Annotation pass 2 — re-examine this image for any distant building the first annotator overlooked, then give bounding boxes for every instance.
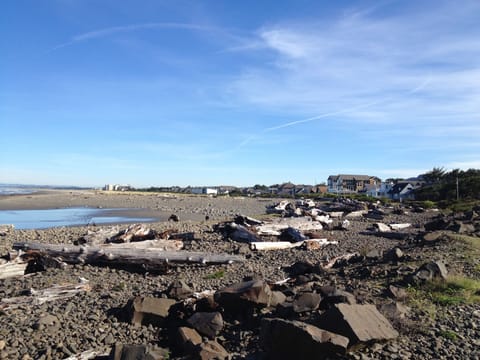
[327,174,381,194]
[191,187,218,195]
[104,184,131,191]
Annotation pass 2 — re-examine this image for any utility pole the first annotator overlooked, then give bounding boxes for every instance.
[456,176,460,201]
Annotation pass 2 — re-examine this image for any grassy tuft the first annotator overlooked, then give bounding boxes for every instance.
[409,276,480,308]
[203,270,225,280]
[438,330,458,341]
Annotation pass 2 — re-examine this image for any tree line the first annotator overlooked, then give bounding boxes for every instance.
[415,167,480,201]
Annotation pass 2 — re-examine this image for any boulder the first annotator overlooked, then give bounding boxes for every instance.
[411,261,448,283]
[286,261,316,276]
[167,280,194,300]
[387,285,407,300]
[316,304,399,346]
[127,296,176,327]
[384,247,404,262]
[424,218,449,231]
[270,291,287,307]
[109,344,169,360]
[319,288,356,309]
[448,221,476,234]
[422,231,449,244]
[214,280,273,309]
[293,292,321,313]
[176,327,202,354]
[379,302,410,320]
[187,312,223,339]
[197,340,230,360]
[261,318,349,359]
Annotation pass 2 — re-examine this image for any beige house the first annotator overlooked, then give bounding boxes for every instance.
[327,174,381,194]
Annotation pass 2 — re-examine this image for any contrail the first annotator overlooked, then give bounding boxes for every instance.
[238,76,431,148]
[48,22,223,53]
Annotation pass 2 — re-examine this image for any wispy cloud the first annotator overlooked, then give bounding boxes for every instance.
[51,22,227,51]
[230,1,480,153]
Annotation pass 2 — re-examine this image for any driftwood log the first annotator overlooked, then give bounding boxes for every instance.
[0,256,28,279]
[1,280,91,310]
[13,242,244,270]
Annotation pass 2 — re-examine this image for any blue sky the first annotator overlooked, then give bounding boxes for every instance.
[1,0,479,187]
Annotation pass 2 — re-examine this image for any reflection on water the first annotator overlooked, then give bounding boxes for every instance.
[0,207,156,229]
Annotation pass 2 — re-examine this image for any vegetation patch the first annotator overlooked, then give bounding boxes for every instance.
[438,330,458,341]
[408,276,480,308]
[203,270,225,280]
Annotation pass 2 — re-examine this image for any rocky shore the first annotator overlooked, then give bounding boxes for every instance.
[0,191,479,359]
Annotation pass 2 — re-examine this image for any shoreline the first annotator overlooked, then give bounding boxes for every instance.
[0,189,273,223]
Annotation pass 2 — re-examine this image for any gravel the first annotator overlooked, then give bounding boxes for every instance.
[0,193,479,359]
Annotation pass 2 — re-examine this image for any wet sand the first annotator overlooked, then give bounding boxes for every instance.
[0,189,273,222]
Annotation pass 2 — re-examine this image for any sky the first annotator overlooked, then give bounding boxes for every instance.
[1,0,480,188]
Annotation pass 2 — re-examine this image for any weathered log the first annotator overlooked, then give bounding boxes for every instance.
[255,217,323,236]
[13,242,244,269]
[0,256,28,279]
[390,223,412,231]
[250,241,304,251]
[250,238,338,251]
[323,253,359,269]
[100,239,183,251]
[1,280,91,310]
[63,349,109,360]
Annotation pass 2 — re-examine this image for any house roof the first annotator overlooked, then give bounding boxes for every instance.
[389,183,413,194]
[329,174,373,181]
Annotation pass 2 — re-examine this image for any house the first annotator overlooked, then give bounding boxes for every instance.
[388,180,425,201]
[364,183,381,197]
[327,175,381,194]
[389,183,415,201]
[191,187,218,195]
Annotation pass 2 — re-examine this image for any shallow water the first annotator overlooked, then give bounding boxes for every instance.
[0,207,156,229]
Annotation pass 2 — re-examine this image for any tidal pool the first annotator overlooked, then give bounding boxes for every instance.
[0,207,157,229]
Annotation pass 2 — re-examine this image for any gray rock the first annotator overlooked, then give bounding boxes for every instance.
[317,304,399,346]
[187,312,223,339]
[293,292,321,313]
[261,318,349,359]
[387,285,407,301]
[384,247,404,262]
[176,327,202,354]
[214,280,273,309]
[197,340,230,360]
[379,302,410,320]
[167,279,194,300]
[412,261,448,283]
[127,296,176,327]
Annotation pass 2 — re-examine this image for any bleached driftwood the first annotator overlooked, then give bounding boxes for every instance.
[13,242,244,268]
[345,210,368,218]
[63,350,109,360]
[250,241,305,251]
[101,239,183,251]
[1,279,91,310]
[374,223,392,232]
[323,253,359,269]
[304,238,338,250]
[390,223,412,230]
[255,217,323,236]
[250,238,338,251]
[327,211,344,218]
[0,252,28,279]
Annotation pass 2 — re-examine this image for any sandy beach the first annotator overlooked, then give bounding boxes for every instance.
[0,189,272,222]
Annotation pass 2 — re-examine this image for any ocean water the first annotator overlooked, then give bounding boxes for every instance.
[0,184,38,195]
[0,207,156,230]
